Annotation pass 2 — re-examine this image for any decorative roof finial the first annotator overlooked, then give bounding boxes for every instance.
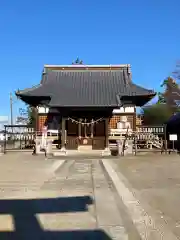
[72,57,83,65]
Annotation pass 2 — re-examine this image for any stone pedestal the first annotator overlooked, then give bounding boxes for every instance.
[124,140,133,156]
[116,140,122,153]
[102,147,111,156]
[46,140,53,155]
[53,147,67,156]
[0,145,3,156]
[60,146,67,153]
[35,139,42,154]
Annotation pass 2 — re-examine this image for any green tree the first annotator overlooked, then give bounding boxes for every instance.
[158,77,178,108]
[157,92,166,104]
[17,105,36,127]
[27,106,36,127]
[143,104,173,125]
[144,77,179,125]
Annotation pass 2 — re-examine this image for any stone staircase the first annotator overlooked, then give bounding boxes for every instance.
[151,138,163,149]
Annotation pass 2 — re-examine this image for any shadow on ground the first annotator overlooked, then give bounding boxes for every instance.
[0,196,111,239]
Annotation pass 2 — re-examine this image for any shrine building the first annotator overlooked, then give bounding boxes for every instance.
[16,64,155,152]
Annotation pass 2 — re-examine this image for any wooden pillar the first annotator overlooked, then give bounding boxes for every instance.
[34,107,40,155]
[105,118,109,149]
[91,119,94,138]
[78,119,81,138]
[84,119,87,138]
[34,107,38,133]
[133,107,136,131]
[61,117,66,149]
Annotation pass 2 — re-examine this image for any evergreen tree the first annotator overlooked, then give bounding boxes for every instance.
[158,77,179,109]
[143,77,180,125]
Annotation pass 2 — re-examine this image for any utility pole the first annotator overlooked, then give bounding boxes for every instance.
[10,92,13,125]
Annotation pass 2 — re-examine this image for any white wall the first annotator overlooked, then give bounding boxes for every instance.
[112,106,135,114]
[37,107,49,114]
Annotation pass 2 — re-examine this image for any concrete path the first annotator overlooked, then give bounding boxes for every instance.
[39,158,130,239]
[0,153,177,239]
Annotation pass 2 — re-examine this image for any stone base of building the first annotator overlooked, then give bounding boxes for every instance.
[52,149,109,157]
[78,145,92,151]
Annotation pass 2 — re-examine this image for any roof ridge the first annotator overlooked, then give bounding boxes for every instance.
[44,64,130,68]
[43,64,131,74]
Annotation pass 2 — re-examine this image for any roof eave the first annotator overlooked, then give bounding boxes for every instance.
[120,93,156,107]
[15,84,42,96]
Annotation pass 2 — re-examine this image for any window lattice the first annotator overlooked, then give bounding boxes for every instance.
[109,115,134,130]
[109,116,121,129]
[38,115,47,131]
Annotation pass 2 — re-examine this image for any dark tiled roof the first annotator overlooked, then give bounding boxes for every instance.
[17,70,155,107]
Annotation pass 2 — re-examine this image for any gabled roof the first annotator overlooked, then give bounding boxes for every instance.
[16,67,155,107]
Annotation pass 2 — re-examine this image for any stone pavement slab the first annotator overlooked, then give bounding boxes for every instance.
[92,160,128,239]
[0,153,64,197]
[107,155,180,239]
[0,154,132,239]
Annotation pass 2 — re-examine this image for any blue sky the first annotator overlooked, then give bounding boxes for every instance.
[0,0,180,121]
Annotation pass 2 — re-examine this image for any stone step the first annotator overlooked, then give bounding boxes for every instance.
[78,145,92,151]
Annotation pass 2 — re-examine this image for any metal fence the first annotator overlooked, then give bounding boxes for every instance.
[2,124,172,155]
[109,125,168,155]
[4,125,35,153]
[136,125,165,135]
[134,125,167,153]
